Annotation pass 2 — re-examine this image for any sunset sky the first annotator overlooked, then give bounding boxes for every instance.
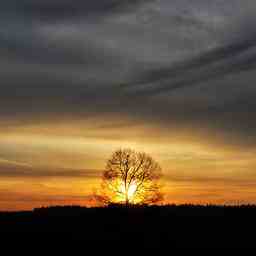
[1,0,256,210]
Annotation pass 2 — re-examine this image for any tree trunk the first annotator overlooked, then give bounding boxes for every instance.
[125,193,129,206]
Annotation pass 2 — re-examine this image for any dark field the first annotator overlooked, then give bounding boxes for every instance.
[1,205,256,251]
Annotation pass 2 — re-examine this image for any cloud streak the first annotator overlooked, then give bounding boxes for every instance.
[0,159,100,178]
[123,33,256,95]
[1,0,151,21]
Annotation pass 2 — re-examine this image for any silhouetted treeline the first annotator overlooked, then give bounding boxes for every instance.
[1,205,256,252]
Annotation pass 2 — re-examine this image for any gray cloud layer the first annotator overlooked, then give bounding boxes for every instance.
[1,0,256,146]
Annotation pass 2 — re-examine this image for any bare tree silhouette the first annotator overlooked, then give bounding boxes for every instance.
[95,148,163,206]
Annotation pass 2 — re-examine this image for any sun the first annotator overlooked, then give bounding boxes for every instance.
[127,182,137,200]
[120,181,137,201]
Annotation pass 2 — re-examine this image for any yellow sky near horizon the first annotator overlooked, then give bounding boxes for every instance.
[1,119,256,211]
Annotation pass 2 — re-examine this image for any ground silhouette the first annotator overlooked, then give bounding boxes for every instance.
[1,204,256,252]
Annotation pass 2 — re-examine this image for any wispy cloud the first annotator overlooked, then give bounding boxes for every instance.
[0,159,100,178]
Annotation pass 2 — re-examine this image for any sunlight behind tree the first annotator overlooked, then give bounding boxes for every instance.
[95,148,163,205]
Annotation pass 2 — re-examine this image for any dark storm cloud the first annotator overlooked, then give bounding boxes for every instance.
[0,32,114,66]
[1,0,150,21]
[1,0,256,146]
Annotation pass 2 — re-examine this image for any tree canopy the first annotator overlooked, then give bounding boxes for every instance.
[95,148,163,205]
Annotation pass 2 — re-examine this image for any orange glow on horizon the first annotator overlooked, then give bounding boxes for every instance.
[0,119,256,211]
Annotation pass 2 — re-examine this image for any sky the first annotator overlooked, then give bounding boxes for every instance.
[1,0,256,210]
